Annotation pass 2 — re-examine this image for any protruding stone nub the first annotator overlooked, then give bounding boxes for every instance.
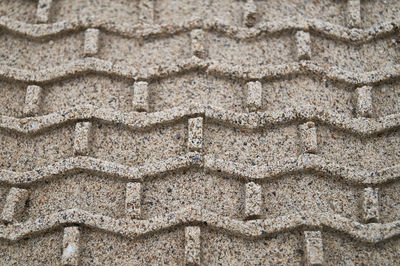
[188,117,203,151]
[1,187,30,223]
[354,86,373,118]
[62,226,81,266]
[304,231,324,266]
[299,122,317,154]
[139,0,155,23]
[185,226,201,265]
[246,81,262,112]
[23,85,43,117]
[84,28,100,56]
[245,182,262,219]
[36,0,52,23]
[295,31,311,61]
[125,182,141,218]
[362,187,379,223]
[73,122,92,156]
[347,0,361,28]
[244,0,257,27]
[132,81,149,112]
[191,29,208,59]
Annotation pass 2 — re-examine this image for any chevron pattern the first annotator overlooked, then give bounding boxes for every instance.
[0,0,400,265]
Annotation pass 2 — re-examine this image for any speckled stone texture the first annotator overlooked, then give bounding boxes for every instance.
[0,0,400,265]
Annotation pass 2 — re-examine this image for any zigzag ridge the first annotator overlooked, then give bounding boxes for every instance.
[1,152,399,186]
[205,154,400,185]
[2,103,400,135]
[0,58,398,85]
[0,104,203,134]
[0,153,201,185]
[0,15,398,43]
[1,205,399,243]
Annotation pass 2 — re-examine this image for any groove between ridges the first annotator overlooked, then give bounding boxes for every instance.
[2,104,400,135]
[0,16,399,43]
[1,152,399,186]
[1,205,399,243]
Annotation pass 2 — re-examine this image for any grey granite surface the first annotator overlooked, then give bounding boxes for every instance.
[0,0,400,265]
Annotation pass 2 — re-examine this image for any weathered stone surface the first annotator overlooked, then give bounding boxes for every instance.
[0,0,399,265]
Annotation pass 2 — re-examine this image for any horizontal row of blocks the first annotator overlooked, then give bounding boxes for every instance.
[35,0,363,29]
[78,27,328,63]
[244,181,380,224]
[81,27,312,61]
[20,102,376,157]
[37,4,361,63]
[0,180,380,225]
[0,222,344,265]
[72,119,203,156]
[57,225,202,266]
[188,227,326,266]
[20,82,374,118]
[0,184,145,223]
[71,107,368,158]
[20,81,151,117]
[57,225,327,265]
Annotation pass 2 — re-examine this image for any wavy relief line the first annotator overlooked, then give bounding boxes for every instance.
[1,206,399,243]
[205,154,400,185]
[0,104,204,134]
[0,15,399,43]
[1,151,399,186]
[0,57,206,83]
[0,58,398,85]
[1,104,400,135]
[0,153,201,185]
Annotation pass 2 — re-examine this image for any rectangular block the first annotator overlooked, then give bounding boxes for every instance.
[185,226,201,265]
[1,187,30,223]
[245,182,262,219]
[188,117,203,151]
[132,81,149,112]
[73,122,92,156]
[125,182,141,218]
[62,226,81,266]
[295,31,311,61]
[84,28,100,56]
[36,0,52,23]
[347,0,361,28]
[304,231,324,266]
[139,0,154,23]
[363,187,379,223]
[191,29,207,59]
[298,122,317,154]
[23,85,43,117]
[246,81,262,112]
[354,86,373,117]
[244,0,257,27]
